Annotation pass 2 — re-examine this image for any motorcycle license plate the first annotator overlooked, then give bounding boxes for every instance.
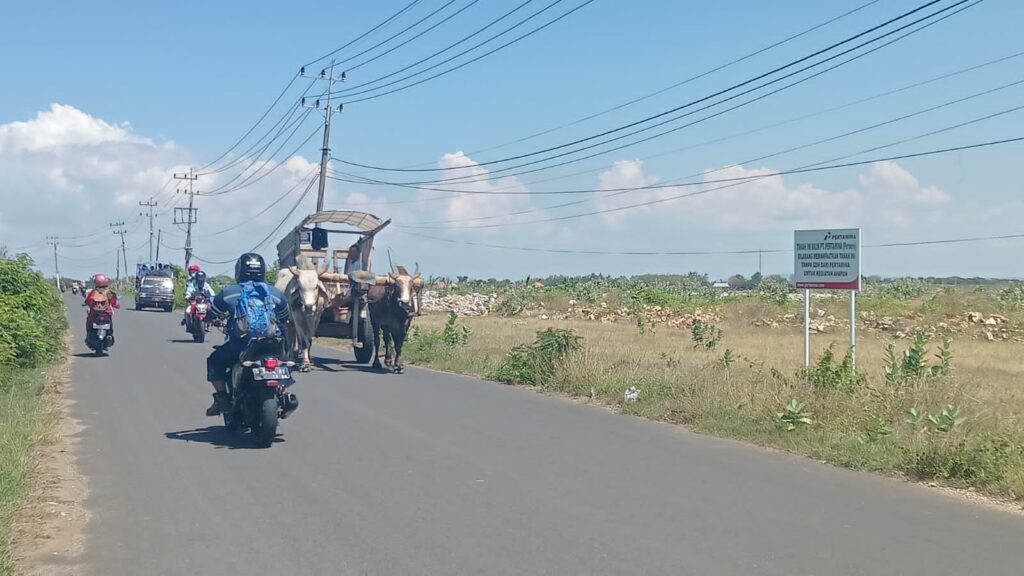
[92,324,111,330]
[252,366,291,381]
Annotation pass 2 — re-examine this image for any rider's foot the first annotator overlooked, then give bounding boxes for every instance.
[205,392,230,416]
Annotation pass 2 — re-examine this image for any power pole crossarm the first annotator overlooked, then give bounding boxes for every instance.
[139,197,158,263]
[301,61,345,214]
[173,169,200,269]
[45,236,60,289]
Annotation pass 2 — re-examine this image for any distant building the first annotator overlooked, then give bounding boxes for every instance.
[712,282,729,289]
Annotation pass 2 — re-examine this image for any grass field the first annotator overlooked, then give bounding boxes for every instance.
[0,367,57,574]
[395,293,1024,501]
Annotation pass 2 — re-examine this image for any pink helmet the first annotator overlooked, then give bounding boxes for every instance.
[92,273,110,288]
[188,264,201,273]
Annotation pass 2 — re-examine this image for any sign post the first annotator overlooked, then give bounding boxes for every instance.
[794,228,861,369]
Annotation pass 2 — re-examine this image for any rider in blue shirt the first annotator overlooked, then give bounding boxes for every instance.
[204,253,289,416]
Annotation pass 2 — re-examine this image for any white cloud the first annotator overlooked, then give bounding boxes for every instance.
[435,151,533,227]
[0,103,318,278]
[0,104,149,153]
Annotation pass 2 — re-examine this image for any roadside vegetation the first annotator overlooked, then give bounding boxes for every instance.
[0,250,68,573]
[399,273,1024,501]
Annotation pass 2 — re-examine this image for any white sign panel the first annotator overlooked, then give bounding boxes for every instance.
[793,228,861,290]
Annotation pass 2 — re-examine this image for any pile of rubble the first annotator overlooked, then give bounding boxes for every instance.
[754,308,1021,342]
[537,301,721,329]
[419,291,495,317]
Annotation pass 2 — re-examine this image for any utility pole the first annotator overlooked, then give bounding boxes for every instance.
[173,169,199,268]
[758,248,763,277]
[300,61,345,213]
[110,222,127,284]
[155,229,162,262]
[139,197,158,263]
[45,236,60,290]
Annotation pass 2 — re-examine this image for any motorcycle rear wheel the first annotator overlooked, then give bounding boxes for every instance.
[254,397,278,448]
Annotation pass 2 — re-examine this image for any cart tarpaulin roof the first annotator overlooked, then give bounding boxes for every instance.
[297,210,386,232]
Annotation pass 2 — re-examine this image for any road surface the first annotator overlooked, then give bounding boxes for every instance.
[59,295,1024,575]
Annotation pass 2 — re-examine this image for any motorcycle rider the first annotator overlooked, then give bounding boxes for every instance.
[204,253,290,417]
[83,273,120,336]
[183,269,216,329]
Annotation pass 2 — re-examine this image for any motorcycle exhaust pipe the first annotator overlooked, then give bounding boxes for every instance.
[280,393,299,419]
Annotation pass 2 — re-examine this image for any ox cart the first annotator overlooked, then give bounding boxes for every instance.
[276,210,391,364]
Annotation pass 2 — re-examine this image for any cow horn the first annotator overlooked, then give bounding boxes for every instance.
[396,265,409,276]
[389,272,398,280]
[288,266,299,277]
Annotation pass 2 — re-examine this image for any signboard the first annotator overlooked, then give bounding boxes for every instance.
[793,228,861,290]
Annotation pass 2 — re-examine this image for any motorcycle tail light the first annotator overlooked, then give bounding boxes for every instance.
[264,358,279,370]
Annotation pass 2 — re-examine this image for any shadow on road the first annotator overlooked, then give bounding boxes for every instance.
[169,339,204,344]
[164,427,284,449]
[312,356,386,374]
[72,352,106,359]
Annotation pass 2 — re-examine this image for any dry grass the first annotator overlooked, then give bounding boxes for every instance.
[400,309,1024,500]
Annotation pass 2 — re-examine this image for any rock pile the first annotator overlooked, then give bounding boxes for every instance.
[419,291,495,316]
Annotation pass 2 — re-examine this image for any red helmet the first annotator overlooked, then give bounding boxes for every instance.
[188,264,201,272]
[92,274,110,288]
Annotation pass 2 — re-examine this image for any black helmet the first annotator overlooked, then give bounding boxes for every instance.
[234,253,266,283]
[194,270,208,287]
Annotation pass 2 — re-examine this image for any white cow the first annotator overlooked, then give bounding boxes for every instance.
[275,258,330,372]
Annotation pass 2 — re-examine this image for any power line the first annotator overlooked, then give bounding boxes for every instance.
[399,229,1024,256]
[195,170,320,238]
[396,133,1024,230]
[344,0,485,74]
[197,73,301,173]
[338,0,600,105]
[337,0,962,174]
[326,0,539,97]
[192,175,318,265]
[302,0,425,69]
[203,116,322,197]
[371,0,888,167]
[333,0,464,69]
[369,0,981,187]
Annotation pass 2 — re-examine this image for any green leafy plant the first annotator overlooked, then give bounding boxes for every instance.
[859,414,894,443]
[719,348,736,368]
[930,336,952,377]
[441,311,472,346]
[800,345,865,393]
[0,253,68,368]
[777,400,813,431]
[905,407,926,427]
[927,404,965,433]
[492,328,583,386]
[757,275,792,306]
[884,330,952,384]
[691,320,723,350]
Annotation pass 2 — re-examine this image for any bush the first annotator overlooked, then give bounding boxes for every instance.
[691,321,722,350]
[404,313,471,362]
[800,345,865,393]
[758,275,792,306]
[903,434,1020,486]
[492,328,582,386]
[0,254,67,368]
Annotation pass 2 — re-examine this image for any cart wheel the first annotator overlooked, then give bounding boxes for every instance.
[353,315,374,364]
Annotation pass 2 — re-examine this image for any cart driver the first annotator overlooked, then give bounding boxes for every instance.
[344,243,363,274]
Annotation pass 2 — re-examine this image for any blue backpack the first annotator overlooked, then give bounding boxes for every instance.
[229,281,279,340]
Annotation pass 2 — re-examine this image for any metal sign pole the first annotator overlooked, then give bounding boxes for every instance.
[849,290,857,369]
[803,289,811,369]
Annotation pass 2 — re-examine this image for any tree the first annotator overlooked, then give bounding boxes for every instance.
[728,274,747,290]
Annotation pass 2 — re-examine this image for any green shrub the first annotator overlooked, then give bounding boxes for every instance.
[0,254,67,368]
[758,275,792,305]
[903,434,1020,486]
[800,345,865,393]
[691,321,723,350]
[492,328,582,386]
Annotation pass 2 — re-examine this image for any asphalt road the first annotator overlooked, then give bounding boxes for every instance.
[62,295,1024,575]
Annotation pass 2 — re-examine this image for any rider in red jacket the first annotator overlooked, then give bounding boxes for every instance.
[84,273,120,331]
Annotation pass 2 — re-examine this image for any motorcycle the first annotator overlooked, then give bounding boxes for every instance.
[222,336,299,447]
[85,308,114,356]
[185,294,211,343]
[71,284,79,295]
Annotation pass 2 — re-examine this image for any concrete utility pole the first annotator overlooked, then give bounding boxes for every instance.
[155,229,162,262]
[300,60,345,213]
[110,222,127,284]
[139,197,158,262]
[45,236,60,289]
[173,169,199,268]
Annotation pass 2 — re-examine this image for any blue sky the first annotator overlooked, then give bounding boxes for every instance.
[1,0,1022,281]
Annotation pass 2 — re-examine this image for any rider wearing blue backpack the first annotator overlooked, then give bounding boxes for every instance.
[205,253,290,417]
